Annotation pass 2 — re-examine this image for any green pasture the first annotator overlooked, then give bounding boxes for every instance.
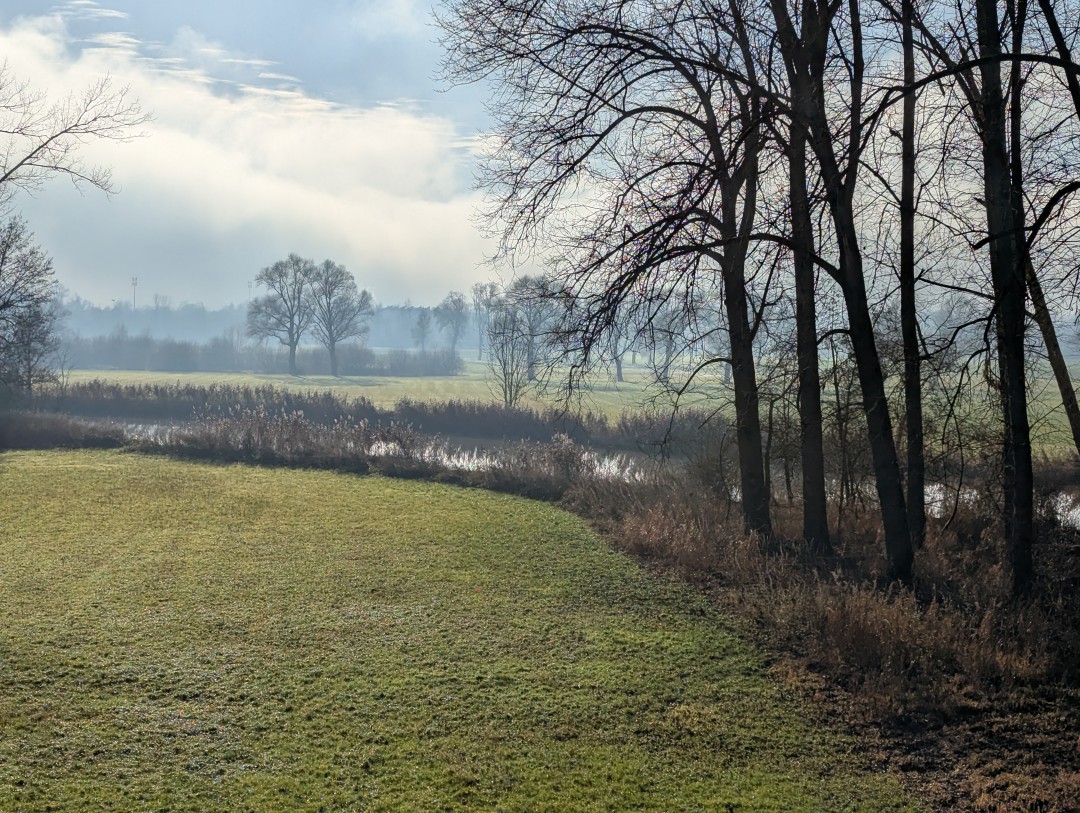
[65,365,660,417]
[66,366,501,409]
[0,450,914,811]
[64,363,727,420]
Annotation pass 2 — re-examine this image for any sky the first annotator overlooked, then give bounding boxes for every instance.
[0,1,499,307]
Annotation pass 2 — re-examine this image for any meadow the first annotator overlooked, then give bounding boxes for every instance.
[64,363,719,421]
[0,450,915,811]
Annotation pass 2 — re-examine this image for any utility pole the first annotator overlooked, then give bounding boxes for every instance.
[131,276,138,310]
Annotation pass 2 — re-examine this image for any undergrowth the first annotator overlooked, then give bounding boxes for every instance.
[8,380,720,450]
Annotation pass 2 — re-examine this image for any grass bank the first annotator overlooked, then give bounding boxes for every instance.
[0,450,913,811]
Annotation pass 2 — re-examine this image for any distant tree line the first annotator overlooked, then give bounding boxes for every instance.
[62,295,248,342]
[64,328,463,377]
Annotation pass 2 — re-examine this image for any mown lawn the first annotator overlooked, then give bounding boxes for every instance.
[0,450,915,811]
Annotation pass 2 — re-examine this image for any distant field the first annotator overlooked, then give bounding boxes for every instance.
[0,450,914,811]
[64,363,715,419]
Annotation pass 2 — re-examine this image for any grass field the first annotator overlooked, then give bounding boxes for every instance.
[64,364,718,420]
[0,450,915,811]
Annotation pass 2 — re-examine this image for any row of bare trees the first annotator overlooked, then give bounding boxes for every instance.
[412,292,472,353]
[441,0,1080,595]
[247,254,374,376]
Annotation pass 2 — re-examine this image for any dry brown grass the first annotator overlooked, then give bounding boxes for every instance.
[564,472,1080,811]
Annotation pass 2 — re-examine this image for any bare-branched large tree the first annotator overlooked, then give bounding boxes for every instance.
[0,217,59,393]
[306,260,373,376]
[247,254,315,376]
[444,0,1080,594]
[0,63,149,209]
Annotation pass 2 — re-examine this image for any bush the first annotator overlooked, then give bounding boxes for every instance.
[0,411,125,450]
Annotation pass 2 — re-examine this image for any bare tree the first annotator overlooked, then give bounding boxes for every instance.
[306,260,373,376]
[247,254,314,376]
[974,0,1034,595]
[1,299,64,392]
[604,307,639,383]
[896,0,926,551]
[412,309,433,352]
[436,291,470,355]
[768,0,915,581]
[506,276,558,382]
[0,217,53,318]
[0,63,148,209]
[440,0,795,538]
[471,281,498,360]
[0,217,59,393]
[487,297,532,407]
[884,0,1063,593]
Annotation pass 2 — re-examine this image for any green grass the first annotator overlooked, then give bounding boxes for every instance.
[0,451,915,811]
[64,364,702,420]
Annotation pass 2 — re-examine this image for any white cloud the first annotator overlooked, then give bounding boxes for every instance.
[0,11,492,307]
[257,71,301,84]
[220,57,277,68]
[58,1,128,22]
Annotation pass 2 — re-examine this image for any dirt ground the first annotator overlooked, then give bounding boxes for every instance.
[778,660,1080,812]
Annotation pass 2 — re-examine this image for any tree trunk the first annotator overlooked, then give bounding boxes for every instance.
[790,123,831,554]
[764,398,775,506]
[1010,0,1080,457]
[329,341,338,376]
[724,261,772,536]
[901,0,926,549]
[1027,263,1080,455]
[614,353,624,382]
[771,0,911,580]
[288,343,298,376]
[978,0,1034,595]
[842,253,914,584]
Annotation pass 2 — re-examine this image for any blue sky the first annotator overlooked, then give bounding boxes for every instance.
[0,1,497,307]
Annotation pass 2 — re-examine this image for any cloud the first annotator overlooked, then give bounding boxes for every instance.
[0,11,493,307]
[220,57,277,68]
[58,1,128,22]
[81,30,141,56]
[257,71,301,84]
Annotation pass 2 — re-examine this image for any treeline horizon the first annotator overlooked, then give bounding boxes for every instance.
[62,329,464,377]
[59,293,488,352]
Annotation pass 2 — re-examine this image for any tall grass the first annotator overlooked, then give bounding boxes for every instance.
[12,379,724,450]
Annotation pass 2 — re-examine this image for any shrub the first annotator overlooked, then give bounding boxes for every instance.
[0,411,125,450]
